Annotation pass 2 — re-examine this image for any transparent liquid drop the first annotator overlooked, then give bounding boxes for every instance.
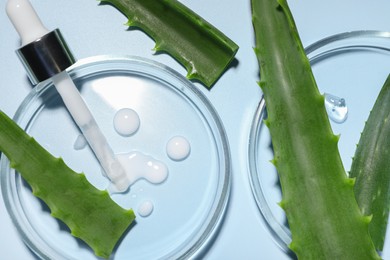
[73,134,87,150]
[324,93,348,123]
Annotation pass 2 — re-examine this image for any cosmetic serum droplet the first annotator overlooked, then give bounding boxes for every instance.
[113,108,140,136]
[324,93,348,123]
[116,151,169,186]
[138,200,154,217]
[166,136,191,161]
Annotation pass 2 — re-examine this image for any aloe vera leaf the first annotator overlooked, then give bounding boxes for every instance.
[251,0,379,258]
[0,110,135,258]
[350,74,390,251]
[100,0,239,88]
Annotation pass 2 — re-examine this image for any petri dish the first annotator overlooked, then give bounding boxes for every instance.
[248,31,390,255]
[1,55,231,259]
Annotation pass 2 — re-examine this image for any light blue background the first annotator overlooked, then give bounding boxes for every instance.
[0,0,389,259]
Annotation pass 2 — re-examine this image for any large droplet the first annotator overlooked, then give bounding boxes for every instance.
[324,93,348,123]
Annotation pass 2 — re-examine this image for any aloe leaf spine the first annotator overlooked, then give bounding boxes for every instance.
[350,74,390,251]
[0,110,135,258]
[251,0,379,258]
[100,0,239,88]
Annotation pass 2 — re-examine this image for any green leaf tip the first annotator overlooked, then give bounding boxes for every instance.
[269,158,278,166]
[344,177,356,188]
[0,110,135,258]
[100,0,239,88]
[332,133,341,143]
[277,200,287,210]
[363,215,374,225]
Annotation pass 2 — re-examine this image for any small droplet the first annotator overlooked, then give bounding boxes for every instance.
[113,108,140,136]
[324,93,348,124]
[166,136,191,161]
[73,134,87,150]
[138,200,154,217]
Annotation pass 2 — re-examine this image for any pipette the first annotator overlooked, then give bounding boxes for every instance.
[6,0,129,193]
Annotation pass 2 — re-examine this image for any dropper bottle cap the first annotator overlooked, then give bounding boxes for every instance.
[7,0,75,85]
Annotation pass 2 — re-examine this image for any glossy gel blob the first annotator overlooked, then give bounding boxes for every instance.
[117,151,169,186]
[166,136,191,161]
[324,93,348,123]
[113,108,140,136]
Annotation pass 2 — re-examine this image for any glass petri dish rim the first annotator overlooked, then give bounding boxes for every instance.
[1,55,232,259]
[248,30,390,253]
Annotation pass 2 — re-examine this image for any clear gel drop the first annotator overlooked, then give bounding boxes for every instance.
[73,134,87,150]
[324,93,348,124]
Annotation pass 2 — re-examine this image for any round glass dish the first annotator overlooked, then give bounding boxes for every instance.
[248,31,390,255]
[1,55,231,259]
